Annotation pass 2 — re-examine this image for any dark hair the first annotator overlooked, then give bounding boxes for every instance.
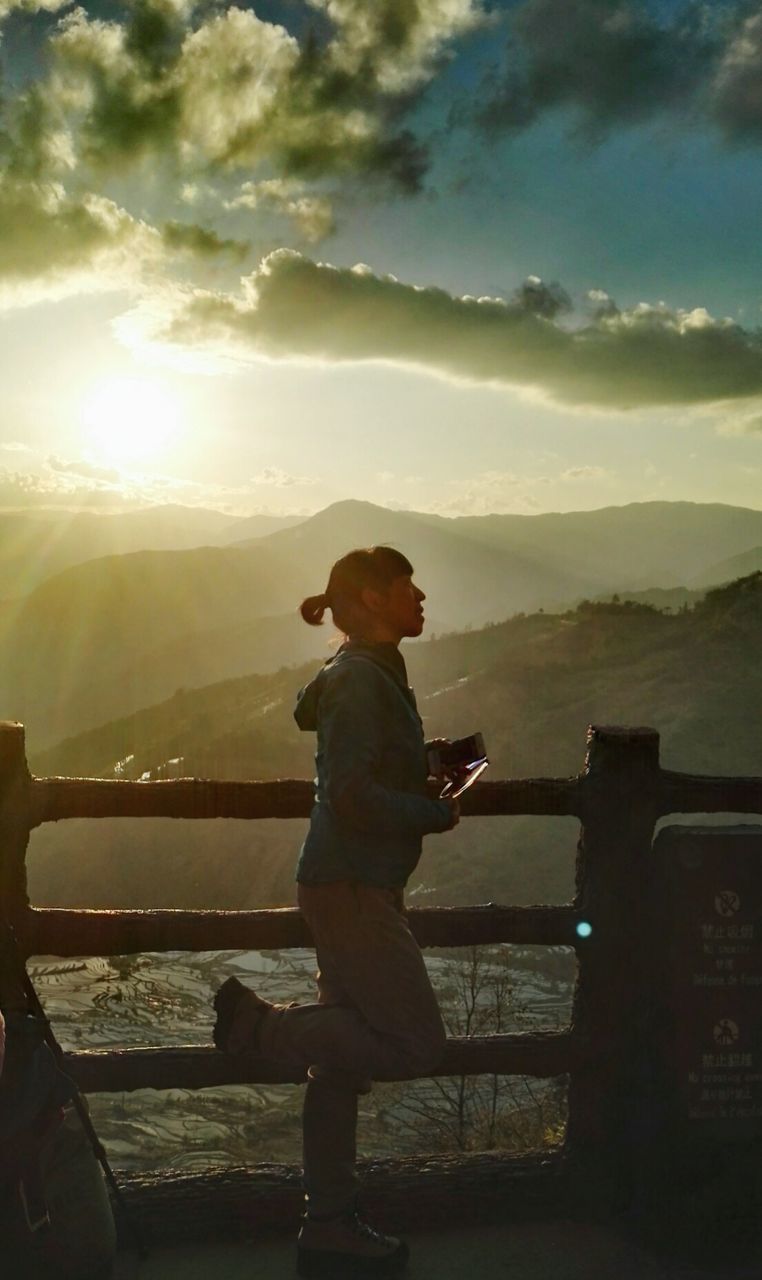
[300,546,414,632]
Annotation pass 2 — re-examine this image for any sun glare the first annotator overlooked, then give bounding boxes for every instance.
[82,377,182,463]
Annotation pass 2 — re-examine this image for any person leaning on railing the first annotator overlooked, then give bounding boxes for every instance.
[212,545,459,1278]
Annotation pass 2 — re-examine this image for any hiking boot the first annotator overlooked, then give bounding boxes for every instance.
[296,1209,409,1277]
[212,976,273,1053]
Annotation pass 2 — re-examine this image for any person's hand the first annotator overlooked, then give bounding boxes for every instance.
[444,797,460,829]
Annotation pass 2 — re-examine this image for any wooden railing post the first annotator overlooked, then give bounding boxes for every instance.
[565,724,661,1209]
[0,721,32,926]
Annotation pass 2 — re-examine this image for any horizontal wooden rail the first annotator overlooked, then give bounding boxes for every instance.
[30,775,584,826]
[63,1031,579,1093]
[24,903,580,957]
[30,770,762,830]
[116,1151,568,1245]
[30,778,315,825]
[658,770,762,815]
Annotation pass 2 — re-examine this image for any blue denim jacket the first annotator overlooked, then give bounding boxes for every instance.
[294,641,452,888]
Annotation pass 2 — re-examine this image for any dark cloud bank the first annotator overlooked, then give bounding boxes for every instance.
[144,249,762,411]
[477,0,762,143]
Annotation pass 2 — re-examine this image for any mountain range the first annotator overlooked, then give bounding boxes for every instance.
[0,505,302,601]
[6,497,762,753]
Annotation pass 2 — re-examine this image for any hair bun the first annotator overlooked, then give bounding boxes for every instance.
[299,592,328,626]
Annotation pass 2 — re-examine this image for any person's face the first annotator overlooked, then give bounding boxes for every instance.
[360,574,426,642]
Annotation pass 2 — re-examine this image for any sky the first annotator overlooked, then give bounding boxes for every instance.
[3,0,762,518]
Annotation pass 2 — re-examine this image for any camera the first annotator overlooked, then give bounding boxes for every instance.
[427,733,488,798]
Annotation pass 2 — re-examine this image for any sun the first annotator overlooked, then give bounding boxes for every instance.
[82,377,182,463]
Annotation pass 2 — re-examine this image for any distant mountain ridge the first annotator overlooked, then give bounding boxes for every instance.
[421,500,762,586]
[0,504,304,600]
[6,497,762,752]
[248,499,598,623]
[0,542,314,748]
[247,498,762,600]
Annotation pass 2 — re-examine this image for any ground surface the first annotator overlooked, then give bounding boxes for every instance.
[112,1221,760,1280]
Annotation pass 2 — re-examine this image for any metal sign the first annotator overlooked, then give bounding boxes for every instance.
[651,825,762,1137]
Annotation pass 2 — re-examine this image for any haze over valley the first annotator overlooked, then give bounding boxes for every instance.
[5,497,762,752]
[12,497,761,919]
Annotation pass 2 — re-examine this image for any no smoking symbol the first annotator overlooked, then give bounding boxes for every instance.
[714,1019,740,1046]
[715,890,741,918]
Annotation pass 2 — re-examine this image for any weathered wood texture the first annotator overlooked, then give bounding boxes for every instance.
[0,721,32,921]
[64,1031,577,1093]
[30,775,584,825]
[659,770,762,814]
[114,1150,567,1246]
[23,903,580,957]
[567,725,662,1210]
[30,768,762,830]
[30,777,315,825]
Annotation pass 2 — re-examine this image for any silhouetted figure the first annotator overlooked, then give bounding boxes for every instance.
[213,546,459,1276]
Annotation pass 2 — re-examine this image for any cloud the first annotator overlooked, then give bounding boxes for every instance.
[121,249,762,411]
[305,0,486,95]
[0,0,71,15]
[0,463,125,507]
[0,455,319,513]
[430,470,533,517]
[513,274,571,319]
[225,180,335,244]
[0,51,167,305]
[37,0,484,189]
[430,461,611,515]
[161,220,249,260]
[250,465,318,487]
[559,465,609,481]
[473,0,751,142]
[711,12,762,143]
[475,0,715,137]
[715,401,762,436]
[0,177,163,307]
[0,0,483,307]
[47,454,122,483]
[587,288,620,321]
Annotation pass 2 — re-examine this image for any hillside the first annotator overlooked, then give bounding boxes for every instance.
[0,543,313,748]
[691,544,762,588]
[8,497,762,753]
[28,574,762,916]
[437,501,762,588]
[240,499,762,615]
[0,505,241,600]
[591,586,704,611]
[0,505,308,602]
[247,499,599,624]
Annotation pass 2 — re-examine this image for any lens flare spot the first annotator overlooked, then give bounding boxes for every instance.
[576,921,593,939]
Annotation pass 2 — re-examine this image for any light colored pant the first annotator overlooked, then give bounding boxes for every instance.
[257,881,447,1217]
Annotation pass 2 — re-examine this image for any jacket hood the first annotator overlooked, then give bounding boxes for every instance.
[294,641,409,732]
[293,663,330,732]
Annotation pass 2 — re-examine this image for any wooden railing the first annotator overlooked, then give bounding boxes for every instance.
[2,720,762,1240]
